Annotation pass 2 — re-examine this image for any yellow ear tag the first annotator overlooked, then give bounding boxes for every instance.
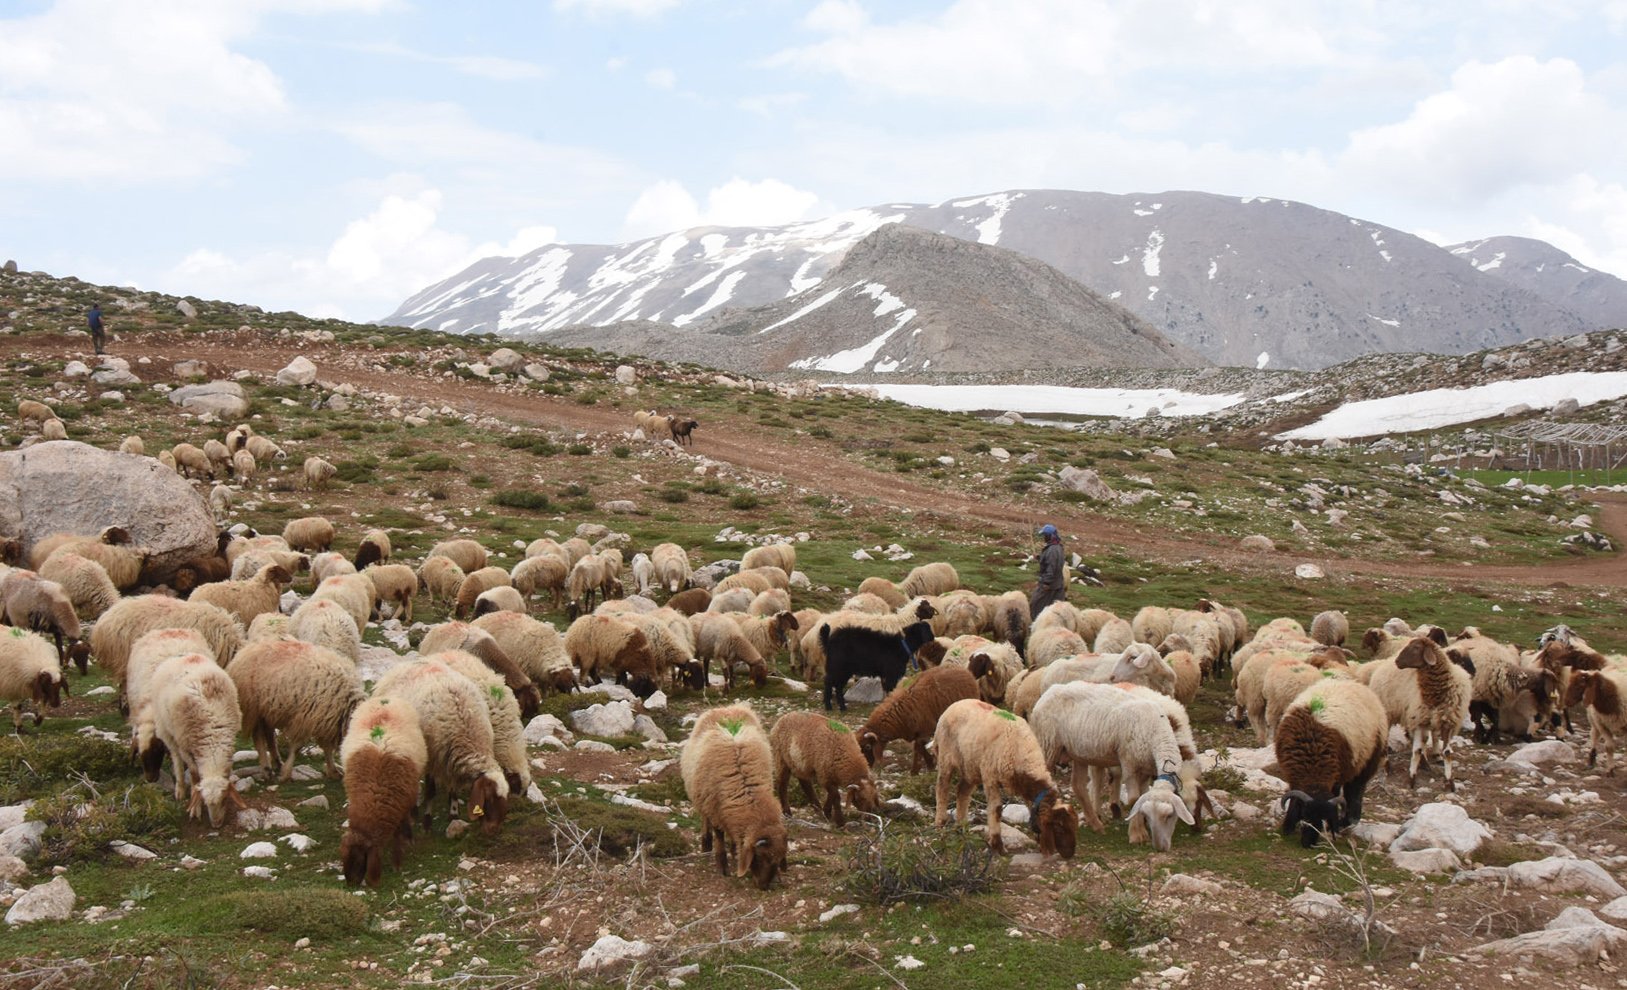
[471,805,484,817]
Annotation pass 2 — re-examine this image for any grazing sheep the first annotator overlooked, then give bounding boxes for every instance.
[1462,633,1533,741]
[0,570,88,670]
[38,551,119,622]
[1093,617,1135,655]
[728,610,799,666]
[1132,606,1174,647]
[746,588,792,618]
[416,622,543,721]
[310,551,356,584]
[0,628,67,732]
[1275,679,1388,847]
[203,439,232,476]
[511,554,567,610]
[1237,646,1347,742]
[1170,608,1226,677]
[1161,647,1202,706]
[820,606,936,712]
[374,659,509,834]
[224,426,251,452]
[188,563,292,628]
[471,611,577,696]
[1026,626,1087,668]
[30,528,144,590]
[244,435,285,463]
[364,563,418,623]
[90,594,244,691]
[520,538,562,563]
[859,665,980,772]
[841,592,892,615]
[231,449,256,483]
[473,586,526,617]
[287,598,361,664]
[650,543,691,595]
[691,612,769,690]
[452,566,512,620]
[172,442,213,479]
[715,570,771,597]
[741,543,796,574]
[665,587,711,615]
[246,612,290,641]
[418,556,465,606]
[226,639,364,781]
[938,635,1023,705]
[150,653,246,828]
[856,576,907,610]
[769,711,880,826]
[563,613,662,698]
[157,450,178,472]
[311,572,377,632]
[17,399,56,427]
[899,562,958,599]
[623,608,702,691]
[429,539,488,574]
[707,587,756,614]
[230,548,308,582]
[987,590,1031,660]
[564,554,612,618]
[208,483,233,522]
[787,608,824,679]
[1565,669,1627,772]
[340,697,427,887]
[1311,610,1350,647]
[282,516,336,553]
[428,650,532,795]
[1031,600,1087,638]
[933,699,1077,858]
[937,591,990,638]
[1366,636,1473,790]
[1262,655,1353,744]
[40,419,66,441]
[680,704,787,889]
[126,629,215,776]
[303,456,337,490]
[1009,644,1177,718]
[353,529,392,570]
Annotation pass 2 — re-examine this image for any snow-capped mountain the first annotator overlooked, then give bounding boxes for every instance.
[1447,236,1627,335]
[388,189,1611,371]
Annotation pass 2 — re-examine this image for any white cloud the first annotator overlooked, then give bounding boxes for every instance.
[737,92,808,117]
[350,42,548,81]
[621,177,821,238]
[645,67,678,90]
[553,0,680,16]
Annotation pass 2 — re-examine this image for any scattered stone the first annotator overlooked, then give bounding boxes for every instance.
[5,876,75,925]
[643,690,668,711]
[1057,466,1116,500]
[110,841,157,862]
[297,795,329,810]
[570,701,636,737]
[0,804,30,832]
[615,365,637,385]
[988,447,1010,461]
[487,348,523,372]
[1293,563,1325,579]
[1471,906,1627,965]
[574,740,616,753]
[276,357,317,386]
[1390,848,1462,874]
[240,842,278,859]
[172,360,207,378]
[1348,821,1401,848]
[819,903,860,923]
[445,820,470,840]
[1240,534,1275,552]
[633,714,667,743]
[176,299,198,319]
[0,854,27,882]
[1507,740,1577,767]
[1000,804,1031,827]
[1553,397,1581,416]
[523,363,550,381]
[281,834,315,853]
[1161,873,1223,897]
[1391,802,1491,856]
[602,500,637,514]
[524,714,574,746]
[578,934,654,973]
[0,821,46,859]
[169,381,249,418]
[1456,857,1627,898]
[241,866,276,880]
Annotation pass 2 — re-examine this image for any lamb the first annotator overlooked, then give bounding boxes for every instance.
[303,456,337,490]
[374,659,510,834]
[691,611,769,690]
[0,570,89,670]
[0,628,67,732]
[668,416,699,446]
[563,613,663,698]
[429,539,488,574]
[231,449,256,483]
[187,563,292,628]
[90,594,244,692]
[938,635,1023,704]
[427,649,532,795]
[933,699,1077,858]
[416,622,543,720]
[511,554,568,610]
[820,604,936,712]
[1028,681,1197,848]
[1365,636,1473,790]
[1159,645,1202,706]
[680,704,787,888]
[746,588,791,618]
[224,425,251,452]
[157,450,177,472]
[339,696,427,887]
[564,554,609,618]
[126,629,215,776]
[715,570,772,597]
[858,664,980,772]
[1274,679,1388,846]
[287,597,361,663]
[471,611,578,696]
[36,550,119,626]
[149,653,247,828]
[40,419,66,441]
[741,543,796,574]
[282,516,336,553]
[473,586,526,617]
[769,711,880,826]
[1564,669,1627,773]
[225,638,364,781]
[17,399,56,427]
[1169,608,1226,677]
[230,548,307,582]
[418,556,466,606]
[172,442,213,479]
[353,529,392,570]
[786,608,825,680]
[1311,610,1350,647]
[1093,617,1135,654]
[247,612,290,641]
[1027,625,1088,668]
[728,610,800,666]
[364,563,418,622]
[856,576,907,609]
[650,543,691,594]
[208,483,233,522]
[899,561,958,599]
[707,588,756,614]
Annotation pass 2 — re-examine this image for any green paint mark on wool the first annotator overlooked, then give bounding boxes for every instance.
[995,709,1018,721]
[1307,695,1327,714]
[490,684,504,701]
[827,719,850,734]
[8,627,25,638]
[721,718,744,736]
[370,726,386,742]
[1321,670,1338,679]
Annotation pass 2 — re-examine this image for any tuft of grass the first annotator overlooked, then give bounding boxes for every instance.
[845,824,1003,905]
[490,490,552,511]
[544,797,689,859]
[1091,889,1177,948]
[29,785,181,865]
[192,888,370,938]
[729,492,762,510]
[0,734,132,803]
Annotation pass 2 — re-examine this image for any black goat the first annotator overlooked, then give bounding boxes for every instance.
[821,619,936,712]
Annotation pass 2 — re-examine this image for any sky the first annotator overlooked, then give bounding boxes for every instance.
[2,0,1626,323]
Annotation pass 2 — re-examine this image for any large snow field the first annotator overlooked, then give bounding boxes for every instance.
[1278,371,1627,440]
[838,383,1247,419]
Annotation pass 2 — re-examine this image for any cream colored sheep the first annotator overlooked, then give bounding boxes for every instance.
[150,652,246,828]
[303,456,337,490]
[856,576,907,609]
[0,628,66,732]
[690,611,768,690]
[741,543,796,574]
[563,613,662,697]
[1027,625,1087,668]
[680,703,787,888]
[455,566,512,620]
[364,563,417,622]
[429,539,488,573]
[900,561,958,599]
[416,621,543,720]
[38,551,119,621]
[246,612,291,642]
[125,628,216,776]
[208,483,233,522]
[707,588,756,614]
[418,556,465,606]
[287,597,361,664]
[89,594,244,691]
[728,611,799,665]
[310,551,356,584]
[1311,610,1350,647]
[203,439,232,476]
[283,516,336,553]
[1365,637,1472,790]
[231,449,256,483]
[309,573,376,632]
[471,611,577,696]
[172,442,213,479]
[40,419,67,441]
[473,586,526,617]
[226,638,364,780]
[715,570,772,597]
[245,435,284,463]
[650,543,691,594]
[353,529,392,569]
[511,554,567,610]
[373,658,510,833]
[427,649,532,795]
[1093,617,1135,654]
[230,548,307,582]
[17,399,56,427]
[932,699,1077,858]
[1132,606,1173,647]
[188,563,292,629]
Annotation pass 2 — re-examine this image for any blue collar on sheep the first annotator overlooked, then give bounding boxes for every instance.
[1155,771,1181,790]
[1029,787,1050,824]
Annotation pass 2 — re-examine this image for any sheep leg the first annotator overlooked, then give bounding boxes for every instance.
[1439,730,1456,792]
[912,738,935,773]
[1407,728,1424,789]
[954,778,974,830]
[711,826,729,875]
[984,783,1006,852]
[324,748,340,780]
[1081,766,1107,833]
[277,735,299,782]
[775,766,792,814]
[824,784,844,827]
[933,767,953,826]
[1072,761,1102,832]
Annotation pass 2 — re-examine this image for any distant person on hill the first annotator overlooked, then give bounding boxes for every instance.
[1029,523,1067,618]
[87,303,105,355]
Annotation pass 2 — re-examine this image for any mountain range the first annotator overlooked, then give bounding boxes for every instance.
[387,189,1627,372]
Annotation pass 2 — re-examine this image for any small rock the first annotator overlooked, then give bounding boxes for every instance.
[297,796,329,810]
[570,701,636,737]
[643,690,668,711]
[574,740,616,753]
[1160,873,1222,897]
[240,842,278,859]
[633,715,667,743]
[615,365,637,385]
[1000,804,1031,827]
[1348,821,1401,848]
[602,500,637,514]
[1507,740,1577,767]
[820,903,860,923]
[1240,534,1275,552]
[1390,848,1463,874]
[578,934,654,973]
[0,821,46,859]
[1391,802,1490,856]
[276,356,317,386]
[524,714,574,745]
[176,299,198,319]
[0,855,27,882]
[110,841,157,862]
[241,866,276,879]
[1293,563,1325,579]
[5,876,75,925]
[445,820,470,840]
[1456,856,1627,898]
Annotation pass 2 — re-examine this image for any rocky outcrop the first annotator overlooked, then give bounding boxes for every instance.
[168,381,248,419]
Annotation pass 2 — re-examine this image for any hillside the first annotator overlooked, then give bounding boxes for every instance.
[537,225,1204,374]
[1448,235,1627,332]
[388,189,1615,370]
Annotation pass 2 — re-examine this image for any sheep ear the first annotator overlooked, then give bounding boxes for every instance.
[1173,796,1195,826]
[1131,650,1150,669]
[736,839,754,878]
[1126,792,1151,821]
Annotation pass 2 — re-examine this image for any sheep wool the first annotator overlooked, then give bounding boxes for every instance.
[429,539,488,574]
[455,566,512,619]
[1566,669,1627,772]
[768,711,879,826]
[1311,610,1350,647]
[226,638,364,781]
[681,704,787,888]
[303,456,337,490]
[472,586,526,617]
[91,594,245,690]
[374,658,509,834]
[418,556,465,606]
[364,563,418,622]
[310,552,356,584]
[417,622,543,720]
[510,554,567,610]
[471,611,577,696]
[310,573,375,633]
[125,628,215,776]
[859,665,980,772]
[1367,636,1472,790]
[740,542,796,575]
[649,543,692,595]
[353,529,392,570]
[426,649,532,796]
[856,576,907,610]
[932,699,1077,859]
[187,563,292,629]
[283,516,337,553]
[151,652,246,828]
[564,613,661,697]
[287,597,361,663]
[1274,679,1388,846]
[340,696,427,887]
[0,627,66,732]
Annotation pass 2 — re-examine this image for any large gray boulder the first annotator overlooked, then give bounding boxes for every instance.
[0,441,216,581]
[4,876,74,925]
[168,381,248,419]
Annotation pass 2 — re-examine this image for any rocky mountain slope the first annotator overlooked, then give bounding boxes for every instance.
[388,189,1622,371]
[534,225,1204,374]
[1448,235,1627,333]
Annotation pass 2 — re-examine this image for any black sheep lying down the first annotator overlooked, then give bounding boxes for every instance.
[821,618,936,712]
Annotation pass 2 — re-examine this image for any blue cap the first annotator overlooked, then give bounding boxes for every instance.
[1039,524,1058,538]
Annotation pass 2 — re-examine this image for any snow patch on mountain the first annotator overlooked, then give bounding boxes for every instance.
[1143,230,1165,277]
[758,285,844,334]
[1278,371,1627,440]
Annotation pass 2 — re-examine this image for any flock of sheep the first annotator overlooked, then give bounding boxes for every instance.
[1,403,1625,899]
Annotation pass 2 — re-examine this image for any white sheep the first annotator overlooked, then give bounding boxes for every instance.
[426,649,532,796]
[1365,636,1472,790]
[0,627,67,732]
[188,562,292,629]
[470,611,577,696]
[150,652,247,827]
[374,658,510,833]
[90,594,245,692]
[226,638,364,780]
[932,699,1077,858]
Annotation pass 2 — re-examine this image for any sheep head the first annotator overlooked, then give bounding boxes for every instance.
[139,736,168,783]
[353,540,384,571]
[472,597,500,619]
[967,651,993,680]
[1156,633,1192,657]
[737,826,787,890]
[914,639,947,668]
[674,660,705,691]
[1360,628,1387,656]
[846,778,880,816]
[1565,670,1598,710]
[1033,791,1078,860]
[859,728,886,767]
[1394,637,1444,671]
[32,670,62,708]
[547,668,580,695]
[1280,789,1344,847]
[99,526,132,546]
[189,773,248,829]
[66,641,90,675]
[340,830,383,888]
[1126,782,1195,852]
[469,772,509,836]
[1444,648,1476,678]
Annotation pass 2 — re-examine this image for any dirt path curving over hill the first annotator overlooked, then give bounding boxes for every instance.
[15,333,1627,589]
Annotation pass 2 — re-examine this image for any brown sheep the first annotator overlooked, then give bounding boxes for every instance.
[859,665,981,772]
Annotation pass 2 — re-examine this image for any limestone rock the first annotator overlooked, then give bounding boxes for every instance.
[578,934,653,973]
[487,348,524,372]
[1390,848,1462,874]
[1553,397,1581,416]
[523,714,574,746]
[0,821,46,859]
[570,701,636,738]
[1391,802,1490,856]
[0,441,217,583]
[615,365,637,385]
[0,854,26,882]
[276,357,317,386]
[1160,873,1223,897]
[5,876,75,925]
[602,500,636,514]
[1471,906,1627,965]
[0,803,29,833]
[169,381,248,419]
[173,359,208,378]
[239,842,278,859]
[523,364,550,381]
[1348,821,1401,848]
[1456,856,1627,899]
[176,299,198,319]
[1507,740,1576,766]
[1240,534,1275,552]
[632,714,667,743]
[1057,466,1116,501]
[1294,563,1325,579]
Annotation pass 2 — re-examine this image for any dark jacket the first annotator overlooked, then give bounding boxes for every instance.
[87,308,103,332]
[1029,539,1067,618]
